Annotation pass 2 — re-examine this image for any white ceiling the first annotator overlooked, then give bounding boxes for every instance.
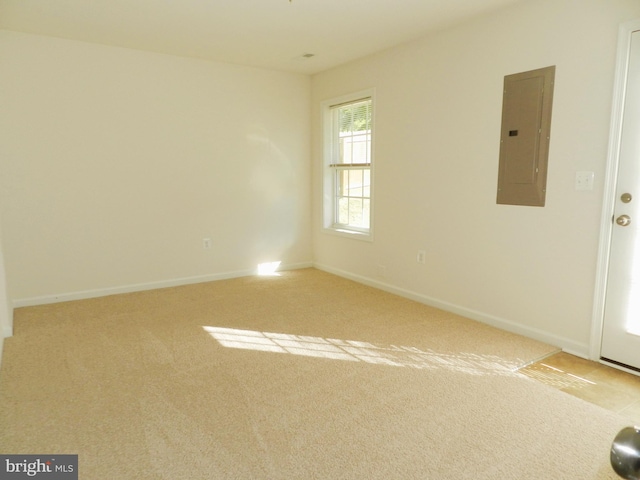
[0,0,527,75]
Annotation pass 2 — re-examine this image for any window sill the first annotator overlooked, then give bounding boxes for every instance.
[322,226,373,242]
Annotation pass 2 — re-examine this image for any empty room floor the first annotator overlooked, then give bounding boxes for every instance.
[519,352,640,425]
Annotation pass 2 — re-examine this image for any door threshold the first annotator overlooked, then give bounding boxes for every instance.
[600,357,640,377]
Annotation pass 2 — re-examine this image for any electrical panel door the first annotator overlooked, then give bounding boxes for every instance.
[497,66,555,206]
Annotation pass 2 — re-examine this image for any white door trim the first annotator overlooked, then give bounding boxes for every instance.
[590,18,640,361]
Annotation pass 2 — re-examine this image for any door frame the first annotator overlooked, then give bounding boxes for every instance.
[590,18,640,368]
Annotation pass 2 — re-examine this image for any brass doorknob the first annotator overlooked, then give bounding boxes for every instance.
[616,214,631,227]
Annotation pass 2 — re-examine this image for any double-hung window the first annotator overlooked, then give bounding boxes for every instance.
[322,90,374,239]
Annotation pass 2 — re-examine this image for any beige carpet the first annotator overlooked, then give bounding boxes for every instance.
[0,268,629,479]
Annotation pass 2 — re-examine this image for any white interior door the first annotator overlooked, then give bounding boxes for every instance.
[601,28,640,372]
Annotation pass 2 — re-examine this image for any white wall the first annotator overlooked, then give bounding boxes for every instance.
[0,31,312,304]
[311,0,640,356]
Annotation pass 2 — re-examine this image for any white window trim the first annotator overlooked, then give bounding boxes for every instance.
[321,88,376,241]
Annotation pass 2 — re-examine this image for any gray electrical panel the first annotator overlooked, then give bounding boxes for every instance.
[497,66,555,206]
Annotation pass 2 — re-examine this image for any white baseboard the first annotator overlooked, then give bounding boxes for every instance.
[314,263,590,358]
[12,261,314,309]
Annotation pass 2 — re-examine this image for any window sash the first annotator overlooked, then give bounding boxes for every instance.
[333,167,370,229]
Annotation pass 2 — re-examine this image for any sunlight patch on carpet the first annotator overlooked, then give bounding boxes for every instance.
[203,326,522,376]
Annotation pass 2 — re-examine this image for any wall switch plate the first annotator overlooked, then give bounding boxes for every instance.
[575,171,595,191]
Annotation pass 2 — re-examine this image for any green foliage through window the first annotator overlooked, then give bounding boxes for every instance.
[338,100,371,133]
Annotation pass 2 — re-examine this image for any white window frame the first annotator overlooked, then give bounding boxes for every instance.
[321,88,375,240]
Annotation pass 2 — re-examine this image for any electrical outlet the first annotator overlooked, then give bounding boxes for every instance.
[203,237,212,249]
[376,265,387,278]
[417,250,426,264]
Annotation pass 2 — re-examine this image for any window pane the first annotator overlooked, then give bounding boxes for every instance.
[335,100,371,166]
[348,198,363,226]
[349,169,363,197]
[339,136,351,164]
[337,170,348,196]
[349,101,370,132]
[352,133,369,163]
[362,199,370,228]
[338,197,349,224]
[363,170,371,197]
[339,108,353,132]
